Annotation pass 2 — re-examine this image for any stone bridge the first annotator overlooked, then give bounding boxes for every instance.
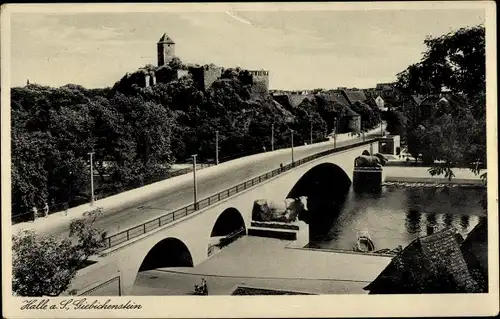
[71,139,379,296]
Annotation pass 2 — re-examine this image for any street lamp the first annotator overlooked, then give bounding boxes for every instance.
[271,123,275,151]
[192,154,198,210]
[310,119,313,145]
[291,129,294,165]
[215,131,219,165]
[333,118,337,149]
[363,122,366,141]
[88,152,95,205]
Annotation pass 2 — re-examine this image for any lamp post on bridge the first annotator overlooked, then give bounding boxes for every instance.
[88,152,95,205]
[291,129,295,165]
[271,123,274,151]
[362,120,366,142]
[309,115,313,145]
[215,130,219,165]
[333,118,337,149]
[192,154,198,210]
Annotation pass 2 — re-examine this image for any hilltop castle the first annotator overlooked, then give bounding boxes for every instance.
[145,33,270,93]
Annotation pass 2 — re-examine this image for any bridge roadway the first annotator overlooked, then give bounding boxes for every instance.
[19,128,384,239]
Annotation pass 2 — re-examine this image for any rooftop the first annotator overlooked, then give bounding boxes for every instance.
[158,33,175,44]
[341,89,367,105]
[364,227,481,294]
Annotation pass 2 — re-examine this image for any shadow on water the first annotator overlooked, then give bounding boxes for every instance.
[405,209,422,235]
[286,163,353,241]
[307,192,350,241]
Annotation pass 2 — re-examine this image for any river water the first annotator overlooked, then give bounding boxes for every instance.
[307,186,487,252]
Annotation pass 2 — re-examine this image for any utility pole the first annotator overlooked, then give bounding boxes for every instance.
[333,118,337,149]
[271,123,275,151]
[215,130,219,165]
[363,120,366,141]
[88,152,95,205]
[192,154,198,210]
[310,120,313,145]
[291,130,294,164]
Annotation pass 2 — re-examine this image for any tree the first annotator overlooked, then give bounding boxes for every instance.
[11,130,51,216]
[384,109,408,138]
[394,25,486,184]
[350,101,381,130]
[396,25,485,99]
[12,208,106,296]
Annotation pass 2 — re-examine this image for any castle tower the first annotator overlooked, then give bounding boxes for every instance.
[157,33,175,67]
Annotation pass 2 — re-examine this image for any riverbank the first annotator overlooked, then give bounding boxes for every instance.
[382,179,486,188]
[383,166,485,185]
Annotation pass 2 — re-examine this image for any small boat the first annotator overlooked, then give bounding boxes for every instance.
[354,231,375,252]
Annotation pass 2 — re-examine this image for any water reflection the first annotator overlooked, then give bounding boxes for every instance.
[444,213,454,227]
[460,215,470,231]
[308,186,486,251]
[405,209,421,234]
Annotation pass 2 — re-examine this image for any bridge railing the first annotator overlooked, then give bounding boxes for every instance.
[101,138,378,251]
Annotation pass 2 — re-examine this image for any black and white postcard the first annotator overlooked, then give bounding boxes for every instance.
[1,2,498,318]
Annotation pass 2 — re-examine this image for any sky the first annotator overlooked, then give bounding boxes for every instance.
[9,7,485,90]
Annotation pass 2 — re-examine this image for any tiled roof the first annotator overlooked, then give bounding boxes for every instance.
[411,94,425,105]
[324,90,350,107]
[271,94,292,110]
[289,94,308,108]
[158,33,175,44]
[364,227,480,294]
[460,219,488,289]
[343,105,360,117]
[376,83,395,90]
[272,100,295,122]
[342,90,367,105]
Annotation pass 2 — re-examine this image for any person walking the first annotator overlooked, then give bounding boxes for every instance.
[43,202,49,217]
[32,206,38,221]
[201,278,208,295]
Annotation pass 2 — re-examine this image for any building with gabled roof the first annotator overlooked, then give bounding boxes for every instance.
[341,89,368,106]
[364,227,481,294]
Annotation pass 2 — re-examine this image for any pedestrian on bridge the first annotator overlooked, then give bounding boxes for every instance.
[32,206,38,221]
[43,202,49,217]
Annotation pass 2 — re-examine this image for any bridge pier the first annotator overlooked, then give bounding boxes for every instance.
[353,167,383,192]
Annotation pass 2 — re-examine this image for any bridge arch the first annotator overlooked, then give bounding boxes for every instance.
[208,207,247,257]
[286,163,352,231]
[287,162,352,200]
[210,207,246,237]
[138,237,194,272]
